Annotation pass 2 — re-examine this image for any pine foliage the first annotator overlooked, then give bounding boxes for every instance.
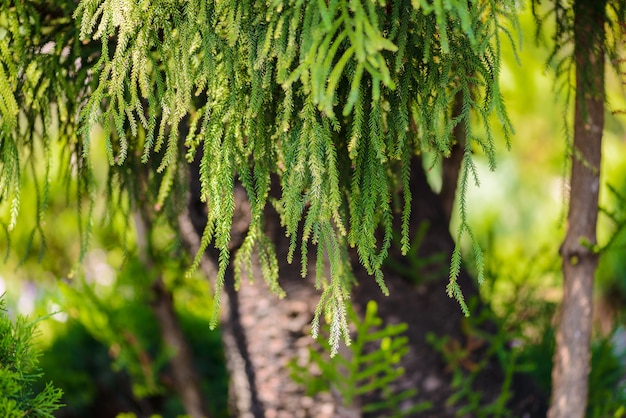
[0,297,64,417]
[1,0,519,346]
[0,1,96,261]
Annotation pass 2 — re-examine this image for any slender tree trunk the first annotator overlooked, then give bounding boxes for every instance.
[151,274,209,418]
[548,1,605,417]
[134,212,210,418]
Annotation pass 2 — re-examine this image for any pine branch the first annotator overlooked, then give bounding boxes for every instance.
[2,0,522,347]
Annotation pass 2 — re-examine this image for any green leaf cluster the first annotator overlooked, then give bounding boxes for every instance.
[2,0,519,345]
[0,296,63,417]
[426,299,529,418]
[290,300,432,416]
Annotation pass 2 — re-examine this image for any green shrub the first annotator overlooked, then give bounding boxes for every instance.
[290,300,432,417]
[0,296,63,417]
[427,301,524,418]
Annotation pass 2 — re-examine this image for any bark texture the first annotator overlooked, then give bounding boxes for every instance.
[181,154,343,417]
[548,1,606,417]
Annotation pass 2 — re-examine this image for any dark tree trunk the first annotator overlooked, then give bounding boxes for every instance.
[181,155,343,417]
[548,1,606,417]
[134,152,210,418]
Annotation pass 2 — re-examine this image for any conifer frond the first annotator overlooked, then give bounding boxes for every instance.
[3,0,521,346]
[0,296,64,416]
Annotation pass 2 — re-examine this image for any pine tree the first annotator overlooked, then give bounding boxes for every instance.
[16,0,626,415]
[1,0,518,354]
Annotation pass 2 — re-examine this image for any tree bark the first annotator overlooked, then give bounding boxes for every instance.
[181,152,348,416]
[178,206,268,418]
[548,1,606,417]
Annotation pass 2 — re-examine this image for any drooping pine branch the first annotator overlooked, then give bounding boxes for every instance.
[1,0,520,344]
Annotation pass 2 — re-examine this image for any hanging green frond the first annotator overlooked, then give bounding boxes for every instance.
[0,296,64,416]
[2,0,522,347]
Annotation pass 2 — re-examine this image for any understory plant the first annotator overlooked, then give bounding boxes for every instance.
[0,296,63,417]
[426,298,527,418]
[290,300,432,417]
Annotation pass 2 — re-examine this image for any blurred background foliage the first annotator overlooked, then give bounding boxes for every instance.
[0,127,229,416]
[1,5,626,418]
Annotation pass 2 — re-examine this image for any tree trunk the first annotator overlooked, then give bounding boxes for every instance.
[151,275,209,418]
[548,1,606,417]
[134,211,210,418]
[181,165,345,417]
